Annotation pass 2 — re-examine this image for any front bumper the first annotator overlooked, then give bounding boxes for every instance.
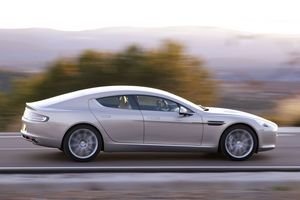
[257,128,278,152]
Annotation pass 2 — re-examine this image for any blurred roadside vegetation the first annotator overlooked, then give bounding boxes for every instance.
[219,81,300,127]
[271,96,300,126]
[0,41,218,131]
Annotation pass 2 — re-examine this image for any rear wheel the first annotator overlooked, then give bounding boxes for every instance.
[220,125,257,161]
[63,125,102,162]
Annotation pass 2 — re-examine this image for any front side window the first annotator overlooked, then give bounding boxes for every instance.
[97,95,135,110]
[136,95,179,112]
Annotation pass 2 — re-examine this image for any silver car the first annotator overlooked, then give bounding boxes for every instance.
[21,86,277,162]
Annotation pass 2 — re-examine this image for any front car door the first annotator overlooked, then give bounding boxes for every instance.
[135,95,203,145]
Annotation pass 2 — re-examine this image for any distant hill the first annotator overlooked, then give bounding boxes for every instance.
[0,27,300,81]
[0,70,30,92]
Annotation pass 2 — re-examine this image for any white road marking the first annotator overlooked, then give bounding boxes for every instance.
[278,127,300,132]
[0,148,50,151]
[0,132,20,135]
[0,136,22,139]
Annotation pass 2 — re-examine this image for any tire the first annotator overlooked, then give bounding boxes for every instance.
[63,125,102,162]
[220,125,257,161]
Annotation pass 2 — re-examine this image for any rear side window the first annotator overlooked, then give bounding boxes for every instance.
[97,95,137,110]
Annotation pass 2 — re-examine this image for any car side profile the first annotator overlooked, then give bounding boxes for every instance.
[21,86,278,162]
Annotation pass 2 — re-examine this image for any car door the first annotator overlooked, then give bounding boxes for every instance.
[89,95,144,143]
[136,95,203,145]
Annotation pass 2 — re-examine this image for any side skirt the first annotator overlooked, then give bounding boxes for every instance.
[103,142,218,153]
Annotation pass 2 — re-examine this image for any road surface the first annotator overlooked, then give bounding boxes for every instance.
[0,128,299,172]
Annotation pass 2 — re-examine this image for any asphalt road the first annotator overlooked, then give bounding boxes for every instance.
[0,128,300,172]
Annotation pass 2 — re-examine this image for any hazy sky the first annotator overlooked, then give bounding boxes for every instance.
[1,0,300,34]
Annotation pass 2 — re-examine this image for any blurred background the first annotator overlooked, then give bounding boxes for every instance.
[0,0,300,131]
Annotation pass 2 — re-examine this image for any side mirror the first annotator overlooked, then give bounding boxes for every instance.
[179,106,193,116]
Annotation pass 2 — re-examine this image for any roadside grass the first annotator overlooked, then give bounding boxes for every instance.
[271,185,291,191]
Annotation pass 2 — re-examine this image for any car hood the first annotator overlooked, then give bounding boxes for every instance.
[205,107,267,121]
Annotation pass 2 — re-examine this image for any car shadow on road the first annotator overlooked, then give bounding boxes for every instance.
[95,152,274,163]
[27,150,67,162]
[28,150,274,164]
[98,152,228,162]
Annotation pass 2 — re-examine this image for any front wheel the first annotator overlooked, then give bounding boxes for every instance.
[220,125,257,161]
[63,125,102,162]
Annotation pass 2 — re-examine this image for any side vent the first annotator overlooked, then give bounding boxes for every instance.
[207,121,225,126]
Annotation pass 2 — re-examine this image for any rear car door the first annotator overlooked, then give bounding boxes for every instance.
[89,95,144,143]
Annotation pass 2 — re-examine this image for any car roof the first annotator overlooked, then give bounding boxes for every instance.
[81,85,167,95]
[81,85,184,98]
[28,86,199,110]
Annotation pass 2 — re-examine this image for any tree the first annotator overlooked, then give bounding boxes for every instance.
[1,41,218,130]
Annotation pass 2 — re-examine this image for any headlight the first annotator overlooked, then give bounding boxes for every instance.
[23,109,49,122]
[262,123,269,128]
[255,119,275,129]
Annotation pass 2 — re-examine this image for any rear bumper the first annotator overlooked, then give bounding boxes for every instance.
[20,129,60,148]
[20,119,61,148]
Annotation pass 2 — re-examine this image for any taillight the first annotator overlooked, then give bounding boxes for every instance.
[23,108,49,122]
